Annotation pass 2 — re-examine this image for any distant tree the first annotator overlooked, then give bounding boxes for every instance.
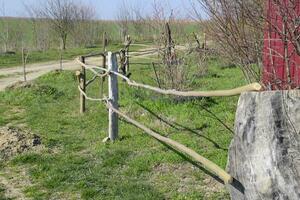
[35,0,79,50]
[131,4,146,40]
[0,1,9,52]
[116,0,132,42]
[25,3,55,51]
[72,3,97,47]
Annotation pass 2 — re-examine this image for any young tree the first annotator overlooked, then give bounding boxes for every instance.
[131,4,146,40]
[192,0,264,83]
[192,0,300,89]
[36,0,78,50]
[72,3,97,47]
[116,0,131,42]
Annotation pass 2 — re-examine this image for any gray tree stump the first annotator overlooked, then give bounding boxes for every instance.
[227,90,300,200]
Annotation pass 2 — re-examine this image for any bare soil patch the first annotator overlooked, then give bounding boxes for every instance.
[0,126,42,161]
[6,81,35,90]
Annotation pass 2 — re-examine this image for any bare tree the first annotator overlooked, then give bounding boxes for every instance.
[72,3,97,47]
[191,0,264,84]
[0,1,9,52]
[36,0,79,50]
[192,0,300,89]
[116,0,132,42]
[25,3,56,51]
[131,4,147,40]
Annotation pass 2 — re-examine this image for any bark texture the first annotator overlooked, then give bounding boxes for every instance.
[227,90,300,200]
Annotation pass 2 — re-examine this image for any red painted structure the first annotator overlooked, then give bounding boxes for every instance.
[262,0,300,89]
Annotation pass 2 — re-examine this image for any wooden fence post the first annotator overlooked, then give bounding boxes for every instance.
[22,47,27,82]
[125,35,131,74]
[100,55,106,98]
[103,32,108,52]
[108,52,119,141]
[80,56,86,113]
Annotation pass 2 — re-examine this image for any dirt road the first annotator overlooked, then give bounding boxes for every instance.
[0,44,187,91]
[0,56,105,91]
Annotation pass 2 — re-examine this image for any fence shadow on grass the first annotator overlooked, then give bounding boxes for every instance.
[118,110,245,195]
[135,102,228,151]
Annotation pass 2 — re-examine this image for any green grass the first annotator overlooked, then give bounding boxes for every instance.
[0,56,244,199]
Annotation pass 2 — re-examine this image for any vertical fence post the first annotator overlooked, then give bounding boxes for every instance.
[22,47,27,82]
[80,56,86,113]
[108,52,119,141]
[125,35,130,74]
[100,55,106,98]
[103,32,108,52]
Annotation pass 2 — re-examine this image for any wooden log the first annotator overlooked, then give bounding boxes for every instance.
[80,56,86,113]
[107,52,119,141]
[227,90,300,199]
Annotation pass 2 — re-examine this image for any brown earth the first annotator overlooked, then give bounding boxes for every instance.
[0,126,42,161]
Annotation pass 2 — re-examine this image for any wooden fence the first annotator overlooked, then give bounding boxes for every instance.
[75,50,262,185]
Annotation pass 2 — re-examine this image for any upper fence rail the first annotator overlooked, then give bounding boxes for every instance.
[75,56,262,98]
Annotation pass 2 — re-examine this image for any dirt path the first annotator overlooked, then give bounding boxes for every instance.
[0,57,101,91]
[0,45,187,91]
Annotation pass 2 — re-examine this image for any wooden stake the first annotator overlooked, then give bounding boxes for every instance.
[100,55,106,98]
[152,62,161,88]
[22,47,27,82]
[108,52,119,141]
[125,35,131,74]
[60,39,63,70]
[80,56,86,113]
[203,32,207,49]
[103,32,108,52]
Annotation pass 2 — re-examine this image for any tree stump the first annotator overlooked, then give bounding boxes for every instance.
[227,90,300,200]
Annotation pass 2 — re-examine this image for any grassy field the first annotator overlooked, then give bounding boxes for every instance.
[0,54,245,199]
[0,17,200,69]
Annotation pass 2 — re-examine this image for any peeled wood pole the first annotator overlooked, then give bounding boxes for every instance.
[108,52,119,141]
[76,59,263,97]
[80,56,86,113]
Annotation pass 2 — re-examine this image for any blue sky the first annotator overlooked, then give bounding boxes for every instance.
[1,0,195,20]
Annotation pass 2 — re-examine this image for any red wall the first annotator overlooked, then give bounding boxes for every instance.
[262,0,300,89]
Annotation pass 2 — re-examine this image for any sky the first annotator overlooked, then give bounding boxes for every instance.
[0,0,197,20]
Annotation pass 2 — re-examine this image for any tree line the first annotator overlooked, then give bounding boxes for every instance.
[0,0,199,53]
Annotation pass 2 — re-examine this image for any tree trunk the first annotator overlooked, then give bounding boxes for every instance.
[61,34,67,50]
[227,90,300,200]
